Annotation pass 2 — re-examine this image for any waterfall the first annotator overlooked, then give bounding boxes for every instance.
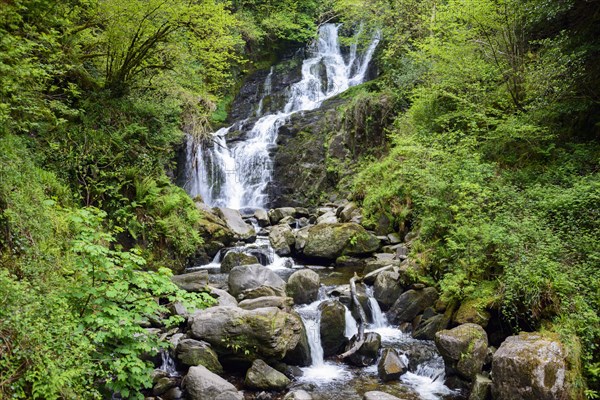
[366,286,388,329]
[185,23,380,209]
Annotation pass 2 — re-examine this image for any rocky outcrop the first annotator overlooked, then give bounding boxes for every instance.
[491,333,581,400]
[176,339,223,373]
[188,306,310,365]
[182,365,242,400]
[269,224,296,256]
[220,251,259,273]
[318,300,347,357]
[286,269,320,305]
[228,264,286,299]
[244,359,290,390]
[434,323,488,381]
[388,287,438,324]
[377,348,408,382]
[171,270,209,292]
[299,223,379,261]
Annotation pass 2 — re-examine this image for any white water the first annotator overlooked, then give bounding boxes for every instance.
[185,24,381,208]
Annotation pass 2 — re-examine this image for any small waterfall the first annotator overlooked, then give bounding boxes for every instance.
[366,286,388,329]
[344,305,359,338]
[185,24,380,208]
[158,350,179,377]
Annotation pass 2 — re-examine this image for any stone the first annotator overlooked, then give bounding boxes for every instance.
[153,377,178,396]
[318,300,347,357]
[295,208,310,218]
[469,374,492,400]
[269,224,296,256]
[283,390,313,400]
[388,287,438,324]
[171,270,209,292]
[338,202,360,223]
[268,207,296,224]
[345,332,381,366]
[244,359,290,390]
[254,209,270,227]
[293,226,311,253]
[301,223,380,260]
[161,387,184,400]
[363,391,403,400]
[453,299,491,328]
[317,211,338,224]
[238,296,294,312]
[377,348,408,381]
[215,207,256,241]
[176,339,223,373]
[412,313,451,341]
[188,306,310,365]
[182,365,240,400]
[286,269,320,305]
[228,264,286,299]
[374,270,402,310]
[363,258,400,275]
[434,323,488,381]
[492,332,580,400]
[220,251,259,273]
[387,233,402,244]
[208,286,238,307]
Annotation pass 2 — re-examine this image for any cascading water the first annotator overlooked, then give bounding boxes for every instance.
[184,24,380,209]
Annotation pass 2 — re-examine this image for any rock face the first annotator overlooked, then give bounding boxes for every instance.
[244,359,290,390]
[346,332,382,366]
[182,365,241,400]
[171,270,209,292]
[388,287,438,324]
[286,269,320,305]
[215,207,256,241]
[318,300,347,357]
[373,270,402,310]
[269,224,296,256]
[220,251,259,273]
[492,333,580,400]
[434,323,488,381]
[377,348,408,381]
[228,264,286,299]
[188,306,310,365]
[300,223,380,261]
[176,339,223,373]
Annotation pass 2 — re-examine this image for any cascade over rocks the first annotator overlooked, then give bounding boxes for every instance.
[299,223,379,261]
[228,264,286,299]
[286,269,320,305]
[345,332,382,366]
[318,299,348,357]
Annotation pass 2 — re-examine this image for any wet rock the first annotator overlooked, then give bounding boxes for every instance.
[254,209,270,227]
[363,391,403,400]
[317,211,339,224]
[268,207,296,224]
[492,332,580,400]
[469,374,492,400]
[435,323,488,381]
[346,332,381,366]
[318,300,347,356]
[245,359,290,391]
[220,251,259,273]
[388,287,438,324]
[176,339,223,373]
[330,283,373,323]
[377,348,408,381]
[153,377,178,396]
[453,299,491,328]
[301,223,380,261]
[269,224,296,256]
[286,269,320,305]
[238,296,294,312]
[228,264,286,299]
[283,390,313,400]
[182,365,241,400]
[215,207,256,241]
[412,313,451,341]
[171,270,209,292]
[374,270,402,310]
[189,306,310,365]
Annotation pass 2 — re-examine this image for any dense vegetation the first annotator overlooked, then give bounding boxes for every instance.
[0,0,598,398]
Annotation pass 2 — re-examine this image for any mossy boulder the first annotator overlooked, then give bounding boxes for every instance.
[388,287,438,324]
[220,251,259,273]
[286,269,320,305]
[300,223,379,261]
[453,299,491,328]
[269,224,296,256]
[228,264,286,299]
[434,323,488,381]
[176,339,223,373]
[244,359,290,390]
[318,300,348,357]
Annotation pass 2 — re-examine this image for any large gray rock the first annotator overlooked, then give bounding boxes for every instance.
[301,223,379,260]
[283,390,313,400]
[492,333,580,400]
[228,264,286,299]
[176,339,223,373]
[388,287,438,324]
[244,359,290,390]
[238,296,294,312]
[469,374,492,400]
[374,270,402,310]
[268,207,296,224]
[220,251,259,273]
[188,306,310,365]
[207,286,238,307]
[434,323,488,381]
[345,332,381,367]
[286,269,320,305]
[412,312,451,341]
[363,391,403,400]
[318,300,347,357]
[254,209,270,227]
[377,348,408,382]
[215,207,256,241]
[269,224,296,256]
[182,365,241,400]
[316,211,338,224]
[171,270,209,292]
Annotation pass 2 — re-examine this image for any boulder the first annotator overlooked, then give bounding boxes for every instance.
[317,211,338,224]
[221,251,259,273]
[363,391,403,400]
[228,264,286,299]
[176,339,223,373]
[453,299,491,328]
[345,332,381,366]
[269,224,296,256]
[286,269,320,305]
[293,226,311,253]
[329,284,373,323]
[318,300,347,357]
[207,286,238,308]
[388,287,438,324]
[215,207,256,241]
[254,209,270,227]
[412,313,451,341]
[244,359,290,390]
[469,374,492,400]
[492,332,580,400]
[188,306,310,365]
[363,258,400,275]
[374,270,403,310]
[387,233,402,244]
[377,348,408,382]
[182,365,241,400]
[283,390,313,400]
[153,376,178,396]
[268,207,296,225]
[434,323,488,381]
[238,296,294,312]
[171,270,209,292]
[301,223,379,260]
[338,202,360,223]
